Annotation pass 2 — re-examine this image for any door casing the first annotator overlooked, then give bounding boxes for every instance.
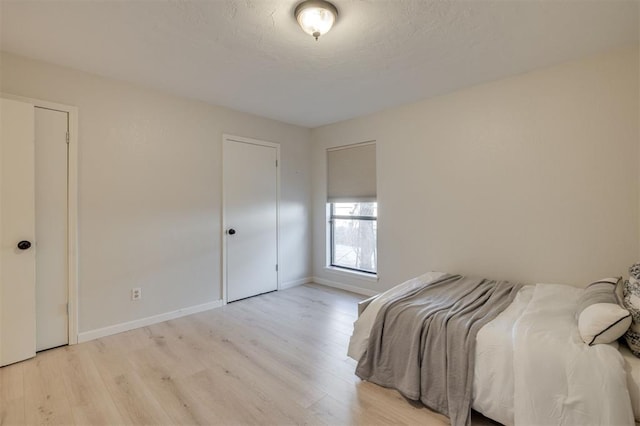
[221,134,280,304]
[2,92,79,345]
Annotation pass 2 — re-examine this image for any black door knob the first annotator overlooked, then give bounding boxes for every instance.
[17,240,31,250]
[228,229,236,235]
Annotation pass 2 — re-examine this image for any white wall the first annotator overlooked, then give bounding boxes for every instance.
[0,52,312,333]
[312,46,640,293]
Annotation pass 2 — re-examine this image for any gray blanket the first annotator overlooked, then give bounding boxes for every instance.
[355,274,522,426]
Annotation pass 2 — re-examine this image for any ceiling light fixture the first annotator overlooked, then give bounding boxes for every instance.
[294,0,338,41]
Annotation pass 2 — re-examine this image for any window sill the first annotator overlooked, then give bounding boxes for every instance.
[324,266,379,282]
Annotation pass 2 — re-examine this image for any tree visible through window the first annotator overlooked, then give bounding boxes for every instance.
[330,202,377,274]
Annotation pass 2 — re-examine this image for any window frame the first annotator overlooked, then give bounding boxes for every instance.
[329,202,377,275]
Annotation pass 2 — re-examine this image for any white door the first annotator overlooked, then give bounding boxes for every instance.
[224,138,278,302]
[0,98,37,366]
[35,107,69,351]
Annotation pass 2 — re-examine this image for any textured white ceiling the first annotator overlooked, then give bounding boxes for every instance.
[1,0,638,128]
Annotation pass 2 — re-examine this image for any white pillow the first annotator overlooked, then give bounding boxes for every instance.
[578,303,632,345]
[577,277,631,345]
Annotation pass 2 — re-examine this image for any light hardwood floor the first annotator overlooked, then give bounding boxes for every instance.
[1,283,497,425]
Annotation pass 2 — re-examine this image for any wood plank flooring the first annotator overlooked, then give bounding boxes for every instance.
[0,283,497,425]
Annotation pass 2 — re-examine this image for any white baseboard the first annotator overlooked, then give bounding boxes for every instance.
[311,276,379,297]
[279,276,313,290]
[77,300,224,343]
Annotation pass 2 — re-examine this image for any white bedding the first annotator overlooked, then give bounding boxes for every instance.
[349,274,636,425]
[512,283,633,425]
[621,346,640,419]
[472,284,534,424]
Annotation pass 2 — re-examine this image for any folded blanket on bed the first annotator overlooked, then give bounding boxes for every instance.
[355,274,522,426]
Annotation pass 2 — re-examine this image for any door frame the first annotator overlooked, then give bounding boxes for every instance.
[221,134,280,304]
[1,92,79,345]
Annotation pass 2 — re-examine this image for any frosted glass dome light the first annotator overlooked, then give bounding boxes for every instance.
[295,0,338,41]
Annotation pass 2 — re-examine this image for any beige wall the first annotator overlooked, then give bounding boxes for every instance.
[0,52,312,333]
[2,44,637,330]
[312,46,640,293]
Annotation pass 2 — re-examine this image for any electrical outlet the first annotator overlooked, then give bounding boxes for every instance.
[131,287,142,301]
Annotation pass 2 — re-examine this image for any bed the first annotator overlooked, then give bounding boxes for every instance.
[349,272,638,426]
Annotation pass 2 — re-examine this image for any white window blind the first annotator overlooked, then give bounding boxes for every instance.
[327,142,376,202]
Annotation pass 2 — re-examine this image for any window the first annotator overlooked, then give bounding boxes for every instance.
[330,202,377,274]
[326,142,377,275]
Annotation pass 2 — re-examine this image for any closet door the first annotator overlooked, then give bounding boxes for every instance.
[35,107,69,351]
[0,97,37,366]
[223,138,278,302]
